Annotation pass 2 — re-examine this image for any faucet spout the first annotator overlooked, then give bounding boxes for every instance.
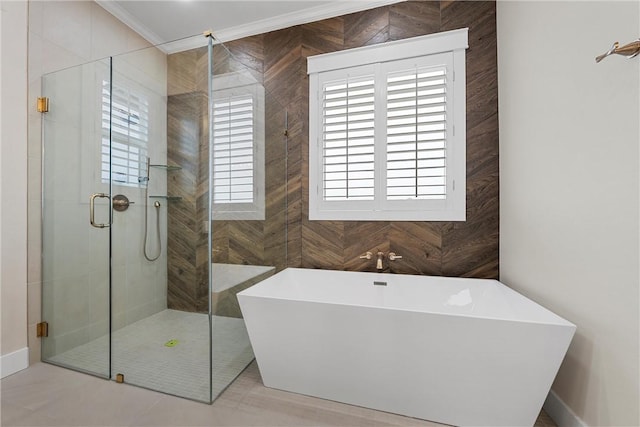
[376,252,384,271]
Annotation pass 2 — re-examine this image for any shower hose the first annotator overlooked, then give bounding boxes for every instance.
[143,159,161,262]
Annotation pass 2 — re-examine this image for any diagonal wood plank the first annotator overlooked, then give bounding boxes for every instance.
[389,1,440,40]
[301,217,345,269]
[344,6,390,48]
[389,223,442,275]
[166,1,500,293]
[343,221,390,272]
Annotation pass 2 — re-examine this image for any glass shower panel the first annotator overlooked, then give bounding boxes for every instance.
[110,36,213,402]
[39,32,288,404]
[41,59,112,378]
[208,41,289,400]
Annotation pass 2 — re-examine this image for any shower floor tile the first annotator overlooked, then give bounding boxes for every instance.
[47,309,253,402]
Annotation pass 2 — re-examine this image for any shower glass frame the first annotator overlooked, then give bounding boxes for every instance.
[40,34,216,403]
[39,31,288,404]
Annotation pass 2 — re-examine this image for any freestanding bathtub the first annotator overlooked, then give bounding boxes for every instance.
[237,268,575,427]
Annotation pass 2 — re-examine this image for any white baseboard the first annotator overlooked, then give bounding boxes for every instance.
[0,347,29,379]
[544,389,588,427]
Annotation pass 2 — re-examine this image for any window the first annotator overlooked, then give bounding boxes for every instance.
[212,72,265,220]
[101,80,149,187]
[308,28,468,221]
[213,94,255,204]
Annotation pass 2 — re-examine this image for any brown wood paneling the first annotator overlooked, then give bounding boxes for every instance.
[301,17,344,58]
[301,219,345,269]
[228,220,264,265]
[163,32,290,313]
[304,1,497,277]
[212,219,229,263]
[389,1,440,40]
[195,93,210,312]
[167,93,201,311]
[167,0,500,307]
[344,7,390,48]
[264,100,289,272]
[343,222,390,273]
[224,34,265,79]
[389,222,442,275]
[166,46,212,313]
[264,27,304,268]
[167,50,198,96]
[440,0,499,278]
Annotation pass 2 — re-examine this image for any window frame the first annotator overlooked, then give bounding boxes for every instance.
[308,28,468,221]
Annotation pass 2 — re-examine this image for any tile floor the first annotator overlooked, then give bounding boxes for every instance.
[1,361,557,427]
[47,310,254,402]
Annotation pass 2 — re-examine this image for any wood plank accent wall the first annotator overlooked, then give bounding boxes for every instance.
[209,41,289,273]
[166,48,211,312]
[265,0,497,277]
[167,44,289,312]
[167,1,499,313]
[166,92,205,311]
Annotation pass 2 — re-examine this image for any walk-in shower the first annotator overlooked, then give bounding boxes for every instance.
[40,33,288,403]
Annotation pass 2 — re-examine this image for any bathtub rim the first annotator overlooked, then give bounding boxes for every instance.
[237,267,576,328]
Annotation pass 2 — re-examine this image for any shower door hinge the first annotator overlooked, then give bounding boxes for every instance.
[37,97,49,113]
[36,321,49,338]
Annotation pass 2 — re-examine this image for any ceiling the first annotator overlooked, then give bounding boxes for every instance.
[97,0,403,53]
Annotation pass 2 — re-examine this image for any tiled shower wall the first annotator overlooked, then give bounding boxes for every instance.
[202,1,499,277]
[165,46,288,313]
[164,47,211,313]
[27,1,167,363]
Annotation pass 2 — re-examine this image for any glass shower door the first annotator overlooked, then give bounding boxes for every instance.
[40,35,215,403]
[41,58,112,378]
[109,38,212,402]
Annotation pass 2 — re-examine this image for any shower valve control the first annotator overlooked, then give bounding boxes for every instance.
[388,252,403,261]
[113,194,134,212]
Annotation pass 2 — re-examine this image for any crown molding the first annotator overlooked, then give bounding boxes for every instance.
[96,0,166,47]
[97,0,406,54]
[213,0,405,43]
[160,35,209,55]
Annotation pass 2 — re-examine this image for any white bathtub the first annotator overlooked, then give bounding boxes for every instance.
[238,268,575,427]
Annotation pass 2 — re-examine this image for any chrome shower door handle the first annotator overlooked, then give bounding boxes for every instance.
[89,193,111,228]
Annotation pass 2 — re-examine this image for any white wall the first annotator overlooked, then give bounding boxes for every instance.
[498,1,640,426]
[0,0,29,377]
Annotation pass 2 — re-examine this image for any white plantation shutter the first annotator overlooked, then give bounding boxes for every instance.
[211,73,265,221]
[385,66,447,201]
[308,29,468,221]
[213,94,255,204]
[322,75,376,201]
[102,80,149,186]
